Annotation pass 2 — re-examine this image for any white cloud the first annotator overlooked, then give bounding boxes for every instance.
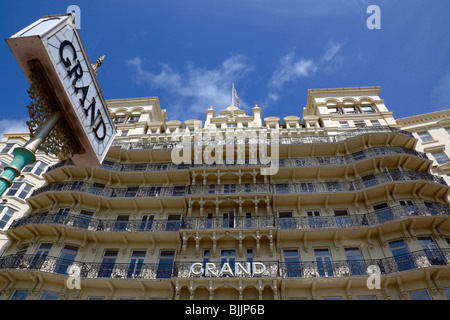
[127,55,254,120]
[0,118,29,138]
[268,51,317,88]
[323,41,344,62]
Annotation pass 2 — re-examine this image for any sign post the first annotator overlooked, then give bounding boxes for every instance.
[0,13,116,197]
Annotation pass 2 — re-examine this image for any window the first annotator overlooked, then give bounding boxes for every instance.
[140,214,154,230]
[278,211,294,229]
[220,249,236,275]
[354,120,365,127]
[327,106,341,114]
[399,200,417,216]
[10,290,28,300]
[307,210,322,228]
[148,186,161,197]
[55,245,79,275]
[203,249,211,267]
[127,115,140,123]
[424,202,439,215]
[98,250,118,278]
[283,249,301,277]
[73,210,93,228]
[418,236,445,265]
[432,151,449,164]
[23,161,47,176]
[113,116,126,124]
[360,105,375,113]
[227,123,237,128]
[166,214,181,231]
[120,130,129,137]
[223,184,236,194]
[127,250,146,278]
[334,209,351,227]
[206,212,214,228]
[31,243,52,268]
[339,121,349,128]
[90,182,105,195]
[314,248,334,277]
[157,250,175,279]
[6,181,33,199]
[408,289,431,300]
[0,204,17,229]
[344,106,358,114]
[125,186,139,197]
[370,120,380,126]
[245,212,252,228]
[1,142,22,154]
[114,214,129,231]
[53,207,70,223]
[418,131,433,142]
[40,291,60,300]
[222,212,235,228]
[373,203,393,223]
[246,248,254,263]
[389,239,413,271]
[345,247,365,275]
[172,185,186,196]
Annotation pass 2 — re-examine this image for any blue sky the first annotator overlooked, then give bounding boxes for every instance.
[0,0,449,136]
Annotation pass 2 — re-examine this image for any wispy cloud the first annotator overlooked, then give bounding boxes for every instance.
[263,41,344,107]
[268,51,318,88]
[323,41,344,62]
[322,41,345,73]
[127,55,254,121]
[0,118,29,138]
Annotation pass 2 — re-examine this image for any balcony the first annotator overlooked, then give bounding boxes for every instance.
[30,169,447,200]
[0,249,448,280]
[280,249,450,278]
[30,183,187,199]
[45,146,429,174]
[110,127,414,151]
[181,215,276,230]
[8,201,448,233]
[9,213,183,232]
[277,202,450,230]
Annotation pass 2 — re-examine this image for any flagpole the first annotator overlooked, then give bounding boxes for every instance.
[232,83,234,106]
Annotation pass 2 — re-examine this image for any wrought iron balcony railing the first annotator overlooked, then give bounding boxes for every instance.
[279,249,450,279]
[9,202,449,232]
[30,170,447,199]
[110,127,414,151]
[9,213,183,232]
[0,249,448,280]
[45,146,429,173]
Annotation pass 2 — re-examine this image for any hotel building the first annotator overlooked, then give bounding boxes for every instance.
[0,87,449,300]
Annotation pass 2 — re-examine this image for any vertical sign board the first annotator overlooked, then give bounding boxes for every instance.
[6,14,116,166]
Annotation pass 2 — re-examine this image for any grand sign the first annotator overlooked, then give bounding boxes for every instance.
[6,14,116,166]
[189,262,267,277]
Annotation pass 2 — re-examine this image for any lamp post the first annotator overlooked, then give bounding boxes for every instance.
[0,111,62,197]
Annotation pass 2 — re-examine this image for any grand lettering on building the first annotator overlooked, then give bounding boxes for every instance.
[189,262,267,277]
